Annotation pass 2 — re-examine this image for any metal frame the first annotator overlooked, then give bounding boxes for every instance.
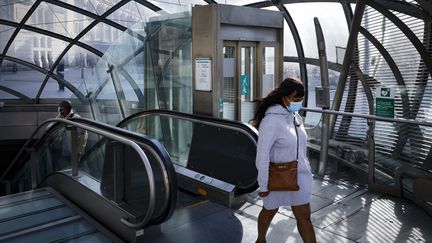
[330,1,366,136]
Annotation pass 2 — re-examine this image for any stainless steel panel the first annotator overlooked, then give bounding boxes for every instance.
[219,5,283,28]
[221,25,279,42]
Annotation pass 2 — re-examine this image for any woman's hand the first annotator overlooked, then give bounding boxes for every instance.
[258,191,269,197]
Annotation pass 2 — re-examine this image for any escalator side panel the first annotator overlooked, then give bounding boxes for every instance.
[187,123,257,191]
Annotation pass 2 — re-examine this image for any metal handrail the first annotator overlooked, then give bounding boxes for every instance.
[302,107,432,128]
[118,109,258,146]
[1,118,156,229]
[302,107,432,197]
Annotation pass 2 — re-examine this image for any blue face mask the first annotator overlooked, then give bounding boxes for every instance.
[287,101,302,112]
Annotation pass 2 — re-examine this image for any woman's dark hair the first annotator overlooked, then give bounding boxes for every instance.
[251,77,304,128]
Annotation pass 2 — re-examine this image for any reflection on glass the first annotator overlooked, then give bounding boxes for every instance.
[126,115,192,167]
[121,113,259,191]
[7,30,68,69]
[223,45,236,120]
[0,61,47,98]
[84,11,193,124]
[262,47,275,98]
[305,64,339,126]
[240,46,255,123]
[0,26,15,53]
[107,1,157,28]
[27,2,92,39]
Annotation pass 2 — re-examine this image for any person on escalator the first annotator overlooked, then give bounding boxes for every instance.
[251,78,316,243]
[57,100,87,156]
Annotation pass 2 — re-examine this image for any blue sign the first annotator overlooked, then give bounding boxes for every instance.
[241,75,249,96]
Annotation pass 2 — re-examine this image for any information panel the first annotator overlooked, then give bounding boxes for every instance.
[375,87,395,118]
[195,58,212,91]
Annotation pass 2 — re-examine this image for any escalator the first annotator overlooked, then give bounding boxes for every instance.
[0,110,259,242]
[117,110,259,207]
[0,118,177,242]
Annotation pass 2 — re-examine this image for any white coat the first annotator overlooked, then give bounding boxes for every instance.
[255,104,313,209]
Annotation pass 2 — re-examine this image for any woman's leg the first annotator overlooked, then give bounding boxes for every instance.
[291,203,316,243]
[256,207,279,243]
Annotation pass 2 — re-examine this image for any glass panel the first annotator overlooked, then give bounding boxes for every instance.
[57,0,98,15]
[223,45,236,120]
[180,0,208,5]
[305,64,339,126]
[240,47,256,123]
[107,1,157,28]
[0,25,15,53]
[0,60,47,98]
[283,21,297,57]
[283,62,300,80]
[285,3,349,62]
[240,46,255,123]
[48,45,101,97]
[262,46,275,98]
[27,2,93,39]
[39,78,78,99]
[116,70,140,117]
[217,0,258,5]
[121,113,258,190]
[93,76,123,125]
[0,0,35,23]
[91,0,122,16]
[7,30,68,69]
[0,90,19,99]
[80,23,125,54]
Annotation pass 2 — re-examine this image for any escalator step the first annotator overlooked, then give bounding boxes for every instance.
[0,197,63,221]
[0,189,50,207]
[0,206,76,236]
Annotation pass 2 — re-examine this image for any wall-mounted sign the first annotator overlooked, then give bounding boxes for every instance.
[375,87,395,118]
[195,58,212,91]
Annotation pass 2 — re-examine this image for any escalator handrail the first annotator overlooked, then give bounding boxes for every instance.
[69,117,177,225]
[117,109,259,145]
[1,118,156,229]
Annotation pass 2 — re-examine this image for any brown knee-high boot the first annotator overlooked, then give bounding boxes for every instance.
[256,207,278,243]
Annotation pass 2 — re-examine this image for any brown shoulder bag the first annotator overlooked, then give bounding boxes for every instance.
[268,119,300,191]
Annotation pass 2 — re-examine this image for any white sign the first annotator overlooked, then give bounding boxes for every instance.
[195,58,212,91]
[376,87,395,98]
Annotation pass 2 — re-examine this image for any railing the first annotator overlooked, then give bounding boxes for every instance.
[118,110,259,194]
[1,118,156,229]
[302,107,432,198]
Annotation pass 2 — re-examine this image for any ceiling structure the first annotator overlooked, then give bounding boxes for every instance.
[0,0,430,103]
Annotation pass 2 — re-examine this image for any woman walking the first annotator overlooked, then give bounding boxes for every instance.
[252,78,316,243]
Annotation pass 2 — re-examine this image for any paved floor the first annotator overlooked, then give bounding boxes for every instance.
[145,175,432,243]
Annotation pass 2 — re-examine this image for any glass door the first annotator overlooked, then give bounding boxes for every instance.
[261,43,279,98]
[222,43,236,120]
[239,42,256,123]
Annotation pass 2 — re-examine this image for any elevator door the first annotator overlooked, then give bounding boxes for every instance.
[222,42,279,123]
[222,41,257,123]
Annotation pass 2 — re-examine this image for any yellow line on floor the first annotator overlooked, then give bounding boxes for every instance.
[176,199,210,211]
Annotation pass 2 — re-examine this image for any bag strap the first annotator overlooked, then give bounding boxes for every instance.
[293,114,299,160]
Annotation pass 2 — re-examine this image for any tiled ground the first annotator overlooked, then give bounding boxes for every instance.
[144,175,432,243]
